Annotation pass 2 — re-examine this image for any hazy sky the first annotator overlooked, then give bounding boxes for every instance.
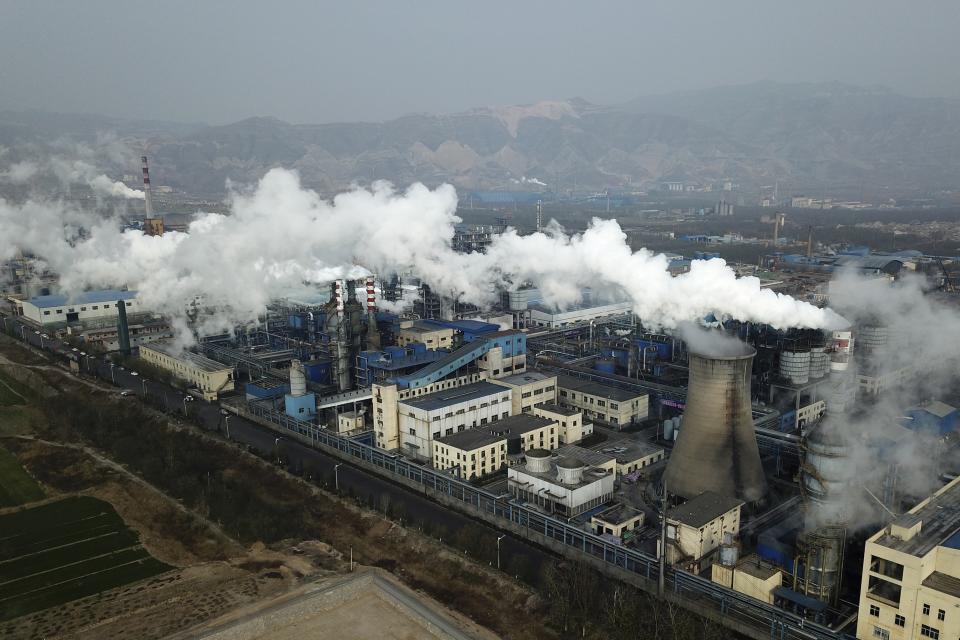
[1,0,959,125]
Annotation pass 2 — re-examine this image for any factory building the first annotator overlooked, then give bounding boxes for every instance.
[508,449,614,517]
[533,403,591,445]
[665,492,744,572]
[489,370,557,414]
[856,475,960,640]
[591,504,645,543]
[904,401,960,437]
[556,376,649,428]
[596,440,666,476]
[18,289,141,328]
[395,381,512,461]
[432,414,558,479]
[373,331,528,451]
[140,341,235,400]
[396,321,456,350]
[528,301,633,328]
[67,319,174,352]
[711,553,783,604]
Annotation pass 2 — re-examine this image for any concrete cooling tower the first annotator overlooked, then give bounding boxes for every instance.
[663,343,768,503]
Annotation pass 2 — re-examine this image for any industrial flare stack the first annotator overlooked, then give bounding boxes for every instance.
[663,343,768,503]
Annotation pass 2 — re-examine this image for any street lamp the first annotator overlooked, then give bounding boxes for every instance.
[141,378,148,397]
[224,415,231,439]
[334,463,343,491]
[497,534,506,570]
[182,396,188,416]
[110,364,116,384]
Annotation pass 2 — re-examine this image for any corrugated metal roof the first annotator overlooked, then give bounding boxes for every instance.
[26,289,137,309]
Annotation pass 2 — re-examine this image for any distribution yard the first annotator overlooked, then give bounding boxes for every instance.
[0,496,172,622]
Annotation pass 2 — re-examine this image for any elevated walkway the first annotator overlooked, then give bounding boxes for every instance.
[395,340,493,390]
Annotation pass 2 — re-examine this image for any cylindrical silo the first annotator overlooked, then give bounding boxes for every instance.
[857,324,889,352]
[808,347,829,379]
[289,359,307,397]
[780,350,811,385]
[663,419,674,441]
[663,343,767,502]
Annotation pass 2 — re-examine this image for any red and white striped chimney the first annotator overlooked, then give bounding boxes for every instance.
[141,155,154,217]
[365,276,376,313]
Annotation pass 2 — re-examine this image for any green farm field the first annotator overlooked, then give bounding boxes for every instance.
[0,445,44,507]
[0,496,172,622]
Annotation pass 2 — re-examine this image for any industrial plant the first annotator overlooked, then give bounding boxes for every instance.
[3,154,960,640]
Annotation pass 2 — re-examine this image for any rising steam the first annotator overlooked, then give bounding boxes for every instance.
[1,167,842,337]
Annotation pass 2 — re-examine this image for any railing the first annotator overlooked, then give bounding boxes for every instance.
[238,401,852,640]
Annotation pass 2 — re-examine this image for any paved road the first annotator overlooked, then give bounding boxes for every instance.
[0,312,552,583]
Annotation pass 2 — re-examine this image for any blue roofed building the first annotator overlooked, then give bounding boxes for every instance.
[904,401,960,437]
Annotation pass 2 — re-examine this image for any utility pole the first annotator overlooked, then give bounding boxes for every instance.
[334,463,343,491]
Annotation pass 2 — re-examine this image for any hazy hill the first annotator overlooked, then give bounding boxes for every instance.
[3,82,960,197]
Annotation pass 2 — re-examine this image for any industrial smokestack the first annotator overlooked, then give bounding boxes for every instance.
[536,200,543,233]
[116,299,131,356]
[365,275,380,350]
[663,342,767,502]
[806,225,814,259]
[141,156,154,218]
[772,212,785,246]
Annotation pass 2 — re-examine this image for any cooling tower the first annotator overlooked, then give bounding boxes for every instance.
[663,344,767,502]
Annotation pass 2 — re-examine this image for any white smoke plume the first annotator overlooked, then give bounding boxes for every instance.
[48,158,144,199]
[0,161,40,183]
[805,270,960,530]
[1,167,842,338]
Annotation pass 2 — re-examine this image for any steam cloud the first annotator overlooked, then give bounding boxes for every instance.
[2,167,843,339]
[807,270,960,529]
[1,156,143,199]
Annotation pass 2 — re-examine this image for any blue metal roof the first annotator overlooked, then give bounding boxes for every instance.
[27,289,137,309]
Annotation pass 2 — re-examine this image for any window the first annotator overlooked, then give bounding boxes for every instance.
[869,605,880,617]
[409,428,416,435]
[92,305,98,310]
[81,307,87,311]
[894,615,905,627]
[522,392,532,399]
[432,416,440,422]
[923,604,931,616]
[597,400,606,407]
[610,402,618,409]
[432,431,440,439]
[43,310,50,315]
[919,624,939,639]
[872,627,889,640]
[937,609,944,621]
[444,412,453,418]
[56,309,62,314]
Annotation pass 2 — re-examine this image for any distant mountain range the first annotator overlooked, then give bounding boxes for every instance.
[2,81,960,197]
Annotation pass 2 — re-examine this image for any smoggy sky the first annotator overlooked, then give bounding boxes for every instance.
[1,0,958,125]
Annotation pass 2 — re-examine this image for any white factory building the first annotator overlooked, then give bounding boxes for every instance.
[396,381,513,461]
[508,449,614,517]
[528,301,633,328]
[18,289,141,328]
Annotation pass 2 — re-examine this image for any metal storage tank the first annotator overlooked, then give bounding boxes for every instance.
[663,342,767,502]
[594,359,616,374]
[808,347,829,379]
[780,350,811,384]
[718,533,739,566]
[663,419,674,441]
[289,360,307,397]
[857,324,889,350]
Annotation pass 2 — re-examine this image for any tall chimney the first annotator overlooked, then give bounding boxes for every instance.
[116,299,131,356]
[663,343,767,502]
[806,225,814,259]
[141,155,154,218]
